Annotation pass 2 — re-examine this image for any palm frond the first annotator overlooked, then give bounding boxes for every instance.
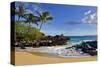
[42,11,49,17]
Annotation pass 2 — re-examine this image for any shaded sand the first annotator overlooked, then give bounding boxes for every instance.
[13,51,97,66]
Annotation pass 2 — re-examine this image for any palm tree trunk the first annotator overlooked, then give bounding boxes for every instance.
[18,16,20,21]
[39,21,44,31]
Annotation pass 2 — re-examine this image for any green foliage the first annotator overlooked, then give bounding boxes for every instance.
[36,11,53,30]
[24,13,39,26]
[15,21,44,41]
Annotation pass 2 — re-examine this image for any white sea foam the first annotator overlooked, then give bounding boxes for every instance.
[16,45,90,57]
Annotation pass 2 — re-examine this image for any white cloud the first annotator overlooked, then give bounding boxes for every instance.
[84,10,92,15]
[81,10,97,24]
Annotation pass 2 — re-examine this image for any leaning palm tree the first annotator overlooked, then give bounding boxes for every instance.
[36,11,53,30]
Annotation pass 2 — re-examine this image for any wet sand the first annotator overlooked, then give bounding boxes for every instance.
[13,51,97,66]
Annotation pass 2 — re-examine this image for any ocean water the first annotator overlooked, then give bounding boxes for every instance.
[67,36,97,44]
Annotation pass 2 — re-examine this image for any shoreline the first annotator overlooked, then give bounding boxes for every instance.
[15,44,94,58]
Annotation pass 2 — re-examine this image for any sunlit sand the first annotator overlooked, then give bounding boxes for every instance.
[13,51,97,66]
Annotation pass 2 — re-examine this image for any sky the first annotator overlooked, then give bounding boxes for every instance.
[15,2,97,36]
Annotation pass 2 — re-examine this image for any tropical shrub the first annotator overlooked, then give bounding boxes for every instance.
[15,21,44,41]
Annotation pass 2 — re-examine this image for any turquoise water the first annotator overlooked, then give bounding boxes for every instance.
[67,36,97,44]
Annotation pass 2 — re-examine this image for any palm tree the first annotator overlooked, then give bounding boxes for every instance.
[24,13,39,26]
[36,11,53,30]
[23,13,39,33]
[15,3,26,21]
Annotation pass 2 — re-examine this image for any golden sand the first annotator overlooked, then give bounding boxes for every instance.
[12,51,97,66]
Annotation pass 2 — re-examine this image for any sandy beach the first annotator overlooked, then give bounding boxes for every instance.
[12,51,97,66]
